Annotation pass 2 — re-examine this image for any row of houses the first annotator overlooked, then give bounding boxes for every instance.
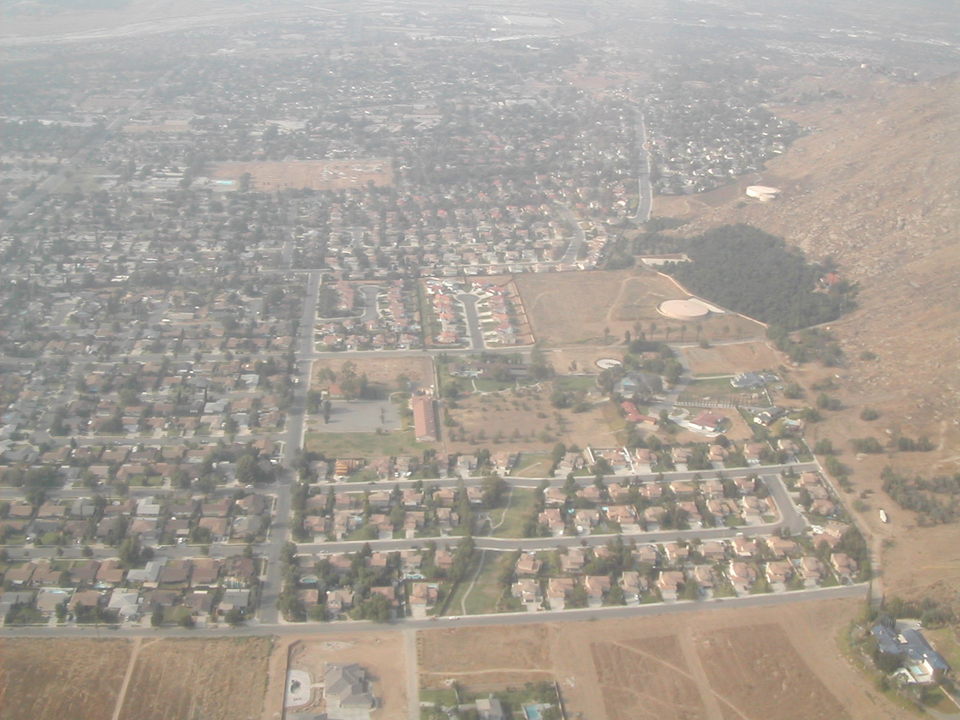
[0,554,259,624]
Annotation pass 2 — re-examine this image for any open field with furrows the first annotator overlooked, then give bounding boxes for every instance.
[444,383,620,453]
[680,340,784,377]
[116,637,271,720]
[0,638,131,720]
[211,159,393,191]
[516,269,765,347]
[310,355,435,395]
[276,634,409,720]
[418,598,906,720]
[418,624,555,692]
[590,635,707,720]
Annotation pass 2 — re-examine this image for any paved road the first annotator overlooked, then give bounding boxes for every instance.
[258,269,322,623]
[457,293,486,350]
[359,285,381,325]
[631,110,653,223]
[556,203,586,264]
[1,583,867,638]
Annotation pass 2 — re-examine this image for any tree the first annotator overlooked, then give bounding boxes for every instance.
[119,537,142,567]
[236,454,258,485]
[355,593,391,623]
[814,439,834,455]
[150,606,163,627]
[224,608,245,626]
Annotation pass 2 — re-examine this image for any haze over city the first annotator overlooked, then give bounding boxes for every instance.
[0,1,958,719]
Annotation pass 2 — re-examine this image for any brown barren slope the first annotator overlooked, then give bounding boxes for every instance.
[663,73,960,435]
[657,73,960,602]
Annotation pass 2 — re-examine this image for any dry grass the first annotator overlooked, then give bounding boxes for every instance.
[517,269,765,347]
[211,159,393,191]
[681,341,784,376]
[444,384,620,453]
[117,638,271,720]
[0,638,131,720]
[310,355,434,394]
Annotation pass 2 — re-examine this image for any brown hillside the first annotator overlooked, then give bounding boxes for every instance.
[660,72,960,442]
[656,72,960,602]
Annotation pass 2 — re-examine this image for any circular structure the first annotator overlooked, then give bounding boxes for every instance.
[658,298,711,320]
[596,358,622,370]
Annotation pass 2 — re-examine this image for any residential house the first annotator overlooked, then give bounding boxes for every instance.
[830,553,858,583]
[560,547,586,574]
[511,578,541,609]
[765,560,793,590]
[798,556,824,587]
[515,553,542,577]
[584,575,611,606]
[324,664,375,712]
[547,578,575,610]
[657,570,684,601]
[619,571,646,604]
[727,561,758,594]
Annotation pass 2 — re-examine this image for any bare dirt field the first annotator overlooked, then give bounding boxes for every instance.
[116,637,271,720]
[274,633,409,720]
[418,598,905,720]
[681,341,784,377]
[419,623,554,691]
[590,635,708,720]
[445,384,620,453]
[0,638,130,720]
[517,269,764,347]
[211,159,393,192]
[310,355,435,395]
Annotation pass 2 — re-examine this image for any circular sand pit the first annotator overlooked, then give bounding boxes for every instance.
[596,358,622,370]
[658,298,711,320]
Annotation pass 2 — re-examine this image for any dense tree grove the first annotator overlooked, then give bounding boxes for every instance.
[639,225,857,330]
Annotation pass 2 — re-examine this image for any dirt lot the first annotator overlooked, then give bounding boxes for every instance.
[211,159,393,191]
[117,637,271,720]
[681,341,784,377]
[418,598,905,720]
[445,383,620,453]
[517,269,764,347]
[419,624,554,692]
[310,355,434,396]
[270,634,408,720]
[0,638,130,720]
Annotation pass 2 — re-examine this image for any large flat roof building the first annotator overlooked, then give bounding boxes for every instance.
[411,394,437,442]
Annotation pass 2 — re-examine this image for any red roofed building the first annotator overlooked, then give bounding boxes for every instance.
[411,395,437,442]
